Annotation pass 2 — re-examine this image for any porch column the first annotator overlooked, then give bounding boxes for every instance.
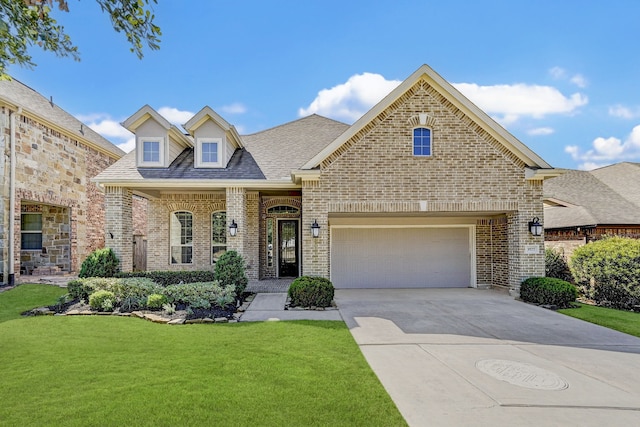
[301,179,329,278]
[105,186,133,272]
[226,186,246,258]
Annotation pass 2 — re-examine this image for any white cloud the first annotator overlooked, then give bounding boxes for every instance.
[609,104,640,119]
[570,74,587,88]
[549,67,567,80]
[75,113,135,153]
[220,103,247,114]
[565,124,640,169]
[527,127,555,136]
[157,107,194,125]
[549,66,587,88]
[453,82,588,124]
[299,72,402,123]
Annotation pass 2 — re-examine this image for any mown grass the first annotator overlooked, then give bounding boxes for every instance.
[0,284,406,426]
[559,302,640,338]
[0,284,66,323]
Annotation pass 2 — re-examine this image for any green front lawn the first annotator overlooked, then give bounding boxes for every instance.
[0,285,406,426]
[559,303,640,338]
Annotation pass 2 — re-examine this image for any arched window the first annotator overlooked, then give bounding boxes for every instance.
[170,211,193,264]
[413,127,432,156]
[267,205,299,214]
[212,211,227,263]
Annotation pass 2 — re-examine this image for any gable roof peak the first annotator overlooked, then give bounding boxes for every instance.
[122,104,171,132]
[184,105,243,149]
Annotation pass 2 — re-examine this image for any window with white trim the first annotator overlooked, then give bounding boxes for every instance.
[413,127,432,156]
[21,213,42,250]
[170,211,193,264]
[196,137,223,168]
[138,137,165,167]
[211,211,227,263]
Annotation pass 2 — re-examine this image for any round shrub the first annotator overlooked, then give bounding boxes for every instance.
[545,248,573,283]
[570,236,640,309]
[214,251,248,298]
[146,293,168,310]
[89,290,116,312]
[79,248,120,278]
[288,276,334,308]
[520,277,577,308]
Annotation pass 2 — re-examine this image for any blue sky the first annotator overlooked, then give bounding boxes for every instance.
[8,0,640,170]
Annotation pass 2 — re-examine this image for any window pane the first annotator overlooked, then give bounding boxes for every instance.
[211,211,226,263]
[267,218,273,267]
[143,141,160,162]
[21,213,42,231]
[202,142,219,163]
[171,246,192,264]
[267,206,299,214]
[413,128,431,156]
[170,211,193,264]
[212,246,226,263]
[21,233,42,250]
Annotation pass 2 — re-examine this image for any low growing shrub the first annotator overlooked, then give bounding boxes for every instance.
[163,281,235,309]
[68,279,91,301]
[120,296,145,313]
[571,236,640,309]
[288,276,334,308]
[116,270,216,287]
[79,248,120,278]
[520,277,577,308]
[146,294,168,310]
[545,248,573,283]
[215,251,248,298]
[89,290,116,312]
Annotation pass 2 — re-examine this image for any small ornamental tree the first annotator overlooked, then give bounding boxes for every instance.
[79,248,120,278]
[214,251,248,299]
[545,248,573,283]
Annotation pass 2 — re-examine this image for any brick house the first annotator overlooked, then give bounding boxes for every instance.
[544,162,640,258]
[0,78,146,284]
[94,64,558,292]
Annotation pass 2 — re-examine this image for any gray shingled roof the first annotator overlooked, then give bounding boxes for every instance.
[544,162,640,228]
[0,77,124,158]
[242,114,350,180]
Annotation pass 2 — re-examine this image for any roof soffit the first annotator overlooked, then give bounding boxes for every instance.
[301,64,552,170]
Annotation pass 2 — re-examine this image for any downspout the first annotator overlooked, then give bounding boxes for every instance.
[8,107,21,286]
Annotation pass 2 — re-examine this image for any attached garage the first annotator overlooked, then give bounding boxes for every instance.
[331,226,474,289]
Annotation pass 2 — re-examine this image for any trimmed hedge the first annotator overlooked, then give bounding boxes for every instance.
[79,248,120,278]
[288,276,334,308]
[68,277,161,303]
[115,270,216,287]
[520,277,577,308]
[570,236,640,310]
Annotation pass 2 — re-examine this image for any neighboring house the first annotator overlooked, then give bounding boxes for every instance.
[544,162,640,257]
[0,78,145,284]
[94,64,558,291]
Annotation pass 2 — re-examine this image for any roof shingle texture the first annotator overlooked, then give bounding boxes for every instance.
[0,77,124,158]
[544,162,640,228]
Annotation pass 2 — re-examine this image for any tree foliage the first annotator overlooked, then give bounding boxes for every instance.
[0,0,161,78]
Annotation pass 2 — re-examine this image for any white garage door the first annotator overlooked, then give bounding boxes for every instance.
[331,227,472,289]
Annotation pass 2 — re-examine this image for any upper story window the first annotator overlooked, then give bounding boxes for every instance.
[196,137,223,168]
[413,127,432,156]
[170,211,193,264]
[138,137,165,167]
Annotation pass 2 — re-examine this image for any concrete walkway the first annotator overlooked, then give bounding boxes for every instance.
[240,292,342,321]
[335,288,640,426]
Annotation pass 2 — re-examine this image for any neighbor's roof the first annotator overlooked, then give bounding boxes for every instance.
[242,114,349,180]
[544,162,640,228]
[0,77,125,159]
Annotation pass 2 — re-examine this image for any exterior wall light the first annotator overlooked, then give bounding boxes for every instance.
[529,217,543,236]
[229,219,238,237]
[311,219,320,238]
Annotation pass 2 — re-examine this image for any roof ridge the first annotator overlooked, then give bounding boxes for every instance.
[242,113,347,136]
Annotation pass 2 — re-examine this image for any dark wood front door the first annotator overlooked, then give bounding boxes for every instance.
[278,220,298,277]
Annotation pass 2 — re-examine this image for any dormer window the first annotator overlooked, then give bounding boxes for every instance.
[196,137,223,168]
[138,137,165,167]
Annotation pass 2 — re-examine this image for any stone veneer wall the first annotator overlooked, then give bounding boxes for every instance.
[0,107,121,278]
[301,79,545,290]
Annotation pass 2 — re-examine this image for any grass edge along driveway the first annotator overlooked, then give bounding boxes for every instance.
[0,284,406,427]
[559,302,640,338]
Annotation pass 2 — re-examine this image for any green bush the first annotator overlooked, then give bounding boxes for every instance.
[79,248,120,278]
[68,279,91,301]
[288,276,334,308]
[89,290,116,312]
[545,248,573,282]
[163,281,235,309]
[120,296,145,312]
[116,270,216,287]
[520,277,577,308]
[214,251,248,298]
[146,294,168,310]
[69,277,161,303]
[570,237,640,309]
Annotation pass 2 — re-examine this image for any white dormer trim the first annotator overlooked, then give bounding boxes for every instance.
[137,136,166,167]
[195,137,224,168]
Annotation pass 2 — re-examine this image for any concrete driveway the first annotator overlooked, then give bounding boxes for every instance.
[335,288,640,426]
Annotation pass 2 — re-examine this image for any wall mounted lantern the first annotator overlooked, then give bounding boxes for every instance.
[311,219,320,238]
[528,217,543,236]
[229,219,238,237]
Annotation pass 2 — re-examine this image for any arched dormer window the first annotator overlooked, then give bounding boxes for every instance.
[413,127,432,156]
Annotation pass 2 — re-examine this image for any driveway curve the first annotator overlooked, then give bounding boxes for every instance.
[335,288,640,426]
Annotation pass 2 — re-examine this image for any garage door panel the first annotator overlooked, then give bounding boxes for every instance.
[331,227,471,289]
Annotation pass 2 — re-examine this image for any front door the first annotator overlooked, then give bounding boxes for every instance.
[278,220,298,277]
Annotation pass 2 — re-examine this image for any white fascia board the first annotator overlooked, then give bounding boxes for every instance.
[91,178,299,190]
[122,105,171,132]
[525,168,566,180]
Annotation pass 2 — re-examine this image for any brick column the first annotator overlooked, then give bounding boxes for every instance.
[301,179,329,278]
[105,186,133,272]
[226,187,246,258]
